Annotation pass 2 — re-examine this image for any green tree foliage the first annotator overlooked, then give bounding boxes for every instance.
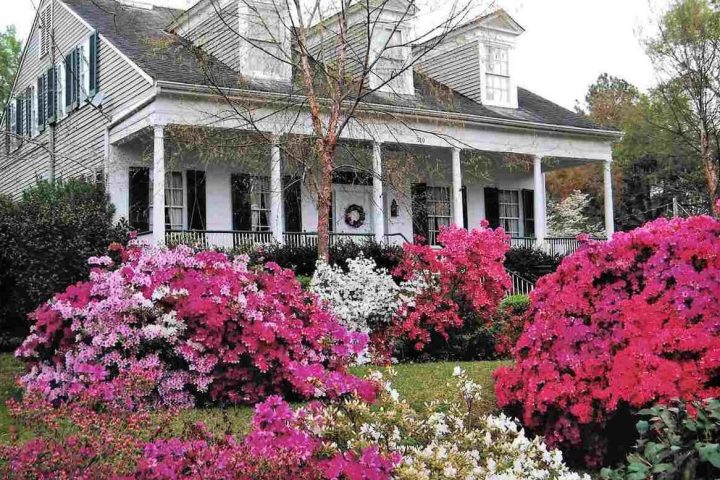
[0,180,129,350]
[646,0,720,207]
[551,72,708,231]
[0,26,21,111]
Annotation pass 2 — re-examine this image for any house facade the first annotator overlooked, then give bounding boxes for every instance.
[1,0,620,254]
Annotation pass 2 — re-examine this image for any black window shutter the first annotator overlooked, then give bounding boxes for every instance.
[47,68,56,124]
[25,89,32,136]
[522,189,535,237]
[65,53,73,108]
[37,77,44,129]
[461,186,468,229]
[411,183,428,243]
[15,96,23,136]
[484,187,500,229]
[186,170,207,230]
[231,174,251,230]
[129,167,150,232]
[73,48,80,108]
[89,32,99,97]
[283,175,302,232]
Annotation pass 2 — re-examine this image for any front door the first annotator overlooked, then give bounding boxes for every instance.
[332,184,373,234]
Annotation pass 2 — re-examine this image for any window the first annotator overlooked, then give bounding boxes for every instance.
[427,186,451,245]
[245,9,284,78]
[374,28,409,93]
[39,5,51,58]
[485,46,510,104]
[231,174,270,231]
[56,62,66,119]
[498,189,520,236]
[164,172,184,231]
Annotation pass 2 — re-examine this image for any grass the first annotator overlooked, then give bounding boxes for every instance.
[0,353,507,441]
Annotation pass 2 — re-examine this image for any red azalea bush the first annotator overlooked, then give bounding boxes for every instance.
[494,216,720,467]
[15,242,373,408]
[391,224,510,351]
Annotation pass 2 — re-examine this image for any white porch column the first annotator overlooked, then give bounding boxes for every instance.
[451,147,464,228]
[372,141,385,243]
[269,137,284,244]
[603,159,615,239]
[533,155,546,244]
[152,125,165,244]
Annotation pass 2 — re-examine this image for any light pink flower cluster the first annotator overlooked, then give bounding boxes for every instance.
[16,243,374,408]
[495,215,720,467]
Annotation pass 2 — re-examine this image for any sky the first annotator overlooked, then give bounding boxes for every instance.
[1,0,672,110]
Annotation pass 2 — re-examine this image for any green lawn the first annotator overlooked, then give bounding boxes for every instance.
[0,354,507,441]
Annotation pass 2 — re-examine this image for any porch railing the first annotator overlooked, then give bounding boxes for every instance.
[165,230,274,249]
[284,232,376,248]
[506,269,535,297]
[509,236,598,256]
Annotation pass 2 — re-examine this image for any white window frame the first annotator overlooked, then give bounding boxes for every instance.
[149,171,185,232]
[79,39,89,102]
[56,61,66,120]
[498,189,521,237]
[485,45,510,105]
[426,185,451,246]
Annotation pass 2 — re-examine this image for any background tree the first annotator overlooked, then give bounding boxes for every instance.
[646,0,720,208]
[0,26,21,111]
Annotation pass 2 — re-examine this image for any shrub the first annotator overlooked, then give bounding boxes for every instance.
[602,398,720,480]
[311,256,401,336]
[494,294,530,358]
[16,243,373,408]
[244,240,404,277]
[0,180,128,351]
[504,246,562,283]
[495,216,720,468]
[391,224,510,352]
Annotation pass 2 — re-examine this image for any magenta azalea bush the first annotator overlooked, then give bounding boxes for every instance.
[495,216,720,467]
[15,242,373,408]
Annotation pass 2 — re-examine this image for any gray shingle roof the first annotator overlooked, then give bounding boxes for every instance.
[62,0,615,133]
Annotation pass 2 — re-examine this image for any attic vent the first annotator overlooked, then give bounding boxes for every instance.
[39,4,52,58]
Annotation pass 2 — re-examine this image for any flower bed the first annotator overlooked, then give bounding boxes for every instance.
[1,368,589,480]
[16,242,373,408]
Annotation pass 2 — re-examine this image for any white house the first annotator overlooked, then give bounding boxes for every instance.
[0,0,620,254]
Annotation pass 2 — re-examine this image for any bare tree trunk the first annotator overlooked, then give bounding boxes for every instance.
[316,141,337,261]
[701,128,720,212]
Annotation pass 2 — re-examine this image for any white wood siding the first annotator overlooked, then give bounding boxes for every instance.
[0,0,154,198]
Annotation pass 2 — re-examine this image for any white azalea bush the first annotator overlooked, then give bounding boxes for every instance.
[301,368,590,480]
[310,255,403,334]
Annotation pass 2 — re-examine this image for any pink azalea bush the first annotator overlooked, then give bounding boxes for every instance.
[15,242,374,408]
[391,223,510,351]
[494,215,720,467]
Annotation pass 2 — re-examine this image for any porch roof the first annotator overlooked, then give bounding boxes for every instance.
[64,0,618,136]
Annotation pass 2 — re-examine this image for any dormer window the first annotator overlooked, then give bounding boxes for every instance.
[237,2,290,81]
[372,27,413,94]
[485,45,509,104]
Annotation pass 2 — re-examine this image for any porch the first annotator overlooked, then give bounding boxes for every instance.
[114,126,612,258]
[108,93,614,254]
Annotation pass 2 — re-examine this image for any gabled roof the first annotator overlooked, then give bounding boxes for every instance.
[60,0,616,134]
